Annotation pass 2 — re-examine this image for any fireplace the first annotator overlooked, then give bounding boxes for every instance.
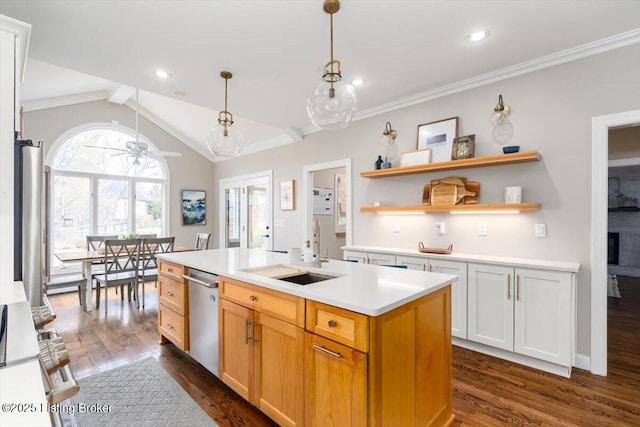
[608,232,619,265]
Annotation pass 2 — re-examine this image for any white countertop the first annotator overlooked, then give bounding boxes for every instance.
[0,281,27,304]
[0,359,51,426]
[156,248,457,316]
[343,245,580,273]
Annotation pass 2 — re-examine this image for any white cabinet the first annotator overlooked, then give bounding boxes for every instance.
[468,263,573,367]
[343,250,396,266]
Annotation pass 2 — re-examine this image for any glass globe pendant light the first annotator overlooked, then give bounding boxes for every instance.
[207,71,244,157]
[306,0,357,130]
[490,94,514,146]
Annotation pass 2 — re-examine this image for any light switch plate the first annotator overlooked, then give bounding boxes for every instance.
[535,223,546,237]
[393,222,401,233]
[478,223,488,236]
[436,222,446,235]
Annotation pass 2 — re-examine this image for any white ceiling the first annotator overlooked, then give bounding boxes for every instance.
[2,1,639,161]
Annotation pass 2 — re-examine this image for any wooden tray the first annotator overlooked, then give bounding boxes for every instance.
[418,242,453,254]
[423,182,479,205]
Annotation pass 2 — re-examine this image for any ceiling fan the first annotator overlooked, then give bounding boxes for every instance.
[85,88,182,165]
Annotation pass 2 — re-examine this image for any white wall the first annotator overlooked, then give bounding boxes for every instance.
[22,100,215,249]
[211,45,640,357]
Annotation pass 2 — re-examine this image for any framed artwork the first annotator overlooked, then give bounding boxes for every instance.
[182,190,206,225]
[416,116,459,163]
[451,134,475,160]
[400,148,432,167]
[280,180,295,210]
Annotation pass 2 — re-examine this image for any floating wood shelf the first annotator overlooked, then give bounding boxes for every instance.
[361,203,540,214]
[361,150,541,178]
[608,207,640,212]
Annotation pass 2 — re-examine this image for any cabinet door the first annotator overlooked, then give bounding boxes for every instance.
[514,268,572,366]
[367,252,396,266]
[396,255,427,271]
[254,312,304,427]
[343,250,367,263]
[467,263,514,351]
[430,259,468,339]
[304,332,367,427]
[218,298,253,401]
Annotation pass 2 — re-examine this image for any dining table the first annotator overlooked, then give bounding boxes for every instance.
[54,245,194,312]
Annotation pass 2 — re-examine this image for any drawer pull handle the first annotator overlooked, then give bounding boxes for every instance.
[166,323,174,330]
[313,344,342,359]
[327,320,337,328]
[249,295,257,302]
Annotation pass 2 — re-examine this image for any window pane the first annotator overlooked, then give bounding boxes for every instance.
[52,176,90,268]
[136,182,162,236]
[98,179,129,235]
[52,129,164,178]
[248,184,267,249]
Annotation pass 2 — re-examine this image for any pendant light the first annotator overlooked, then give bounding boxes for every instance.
[306,0,357,130]
[207,71,244,157]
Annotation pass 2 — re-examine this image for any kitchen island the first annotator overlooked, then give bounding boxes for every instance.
[157,248,457,427]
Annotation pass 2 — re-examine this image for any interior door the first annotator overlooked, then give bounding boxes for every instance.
[247,176,270,249]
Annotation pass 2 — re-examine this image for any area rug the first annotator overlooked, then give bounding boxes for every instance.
[72,358,217,427]
[608,274,621,298]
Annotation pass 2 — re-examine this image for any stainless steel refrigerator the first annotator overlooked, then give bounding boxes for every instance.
[14,131,45,308]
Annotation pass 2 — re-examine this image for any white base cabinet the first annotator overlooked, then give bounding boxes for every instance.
[344,247,577,376]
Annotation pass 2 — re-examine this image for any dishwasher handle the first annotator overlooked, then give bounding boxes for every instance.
[182,274,218,288]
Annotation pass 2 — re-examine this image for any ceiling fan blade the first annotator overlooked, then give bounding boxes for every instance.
[110,152,128,157]
[158,151,182,157]
[84,145,129,153]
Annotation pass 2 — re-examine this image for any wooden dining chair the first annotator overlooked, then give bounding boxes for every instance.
[94,238,141,314]
[195,232,211,250]
[138,236,175,308]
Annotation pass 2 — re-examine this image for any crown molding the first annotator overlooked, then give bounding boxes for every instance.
[21,90,108,112]
[302,28,640,134]
[0,14,31,83]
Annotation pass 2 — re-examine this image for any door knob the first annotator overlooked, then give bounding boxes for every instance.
[261,234,270,238]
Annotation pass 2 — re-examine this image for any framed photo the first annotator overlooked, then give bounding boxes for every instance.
[182,190,206,225]
[416,116,459,163]
[451,134,475,160]
[401,148,432,167]
[280,180,295,210]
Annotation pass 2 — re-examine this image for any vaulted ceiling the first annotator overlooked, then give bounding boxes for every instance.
[2,1,639,161]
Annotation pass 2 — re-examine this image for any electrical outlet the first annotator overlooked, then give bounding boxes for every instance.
[393,222,401,233]
[535,223,546,237]
[436,222,446,235]
[478,223,488,236]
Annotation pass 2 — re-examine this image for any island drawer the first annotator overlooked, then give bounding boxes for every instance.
[306,301,369,352]
[158,261,186,282]
[219,277,304,327]
[158,275,189,316]
[158,303,189,351]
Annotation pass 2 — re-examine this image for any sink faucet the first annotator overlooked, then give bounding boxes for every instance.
[312,220,328,267]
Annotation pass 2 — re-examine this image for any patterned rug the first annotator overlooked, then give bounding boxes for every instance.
[72,358,217,427]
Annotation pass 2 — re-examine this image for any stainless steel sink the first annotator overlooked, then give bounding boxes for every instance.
[277,272,336,285]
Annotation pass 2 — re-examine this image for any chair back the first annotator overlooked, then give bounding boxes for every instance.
[87,234,119,251]
[195,233,211,250]
[103,239,141,275]
[141,237,175,270]
[137,233,158,239]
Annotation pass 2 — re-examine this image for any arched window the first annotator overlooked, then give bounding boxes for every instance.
[49,124,168,270]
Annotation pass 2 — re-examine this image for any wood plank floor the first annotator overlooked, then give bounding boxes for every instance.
[47,277,640,426]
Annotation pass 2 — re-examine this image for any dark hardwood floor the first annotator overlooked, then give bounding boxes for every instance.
[47,277,640,426]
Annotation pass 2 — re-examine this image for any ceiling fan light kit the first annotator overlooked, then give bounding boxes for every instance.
[208,71,244,157]
[306,0,358,130]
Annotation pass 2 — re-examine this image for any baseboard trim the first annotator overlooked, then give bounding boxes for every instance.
[574,353,591,371]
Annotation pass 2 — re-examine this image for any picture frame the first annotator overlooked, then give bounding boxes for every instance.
[280,180,295,211]
[182,190,206,225]
[416,116,459,163]
[400,148,432,167]
[451,134,475,160]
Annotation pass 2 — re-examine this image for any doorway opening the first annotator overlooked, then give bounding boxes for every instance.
[219,171,272,250]
[303,159,352,260]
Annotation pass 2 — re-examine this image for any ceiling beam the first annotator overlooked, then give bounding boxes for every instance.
[107,85,135,105]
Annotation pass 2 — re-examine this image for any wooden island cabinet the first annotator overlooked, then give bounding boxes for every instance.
[219,276,454,427]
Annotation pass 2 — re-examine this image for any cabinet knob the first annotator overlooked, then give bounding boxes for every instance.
[166,323,173,330]
[168,267,173,273]
[166,291,174,297]
[327,320,337,328]
[249,295,257,301]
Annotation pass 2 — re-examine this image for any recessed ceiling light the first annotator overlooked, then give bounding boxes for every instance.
[466,30,490,42]
[154,69,171,79]
[351,78,366,87]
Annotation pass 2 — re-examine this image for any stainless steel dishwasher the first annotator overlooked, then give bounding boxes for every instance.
[183,268,218,376]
